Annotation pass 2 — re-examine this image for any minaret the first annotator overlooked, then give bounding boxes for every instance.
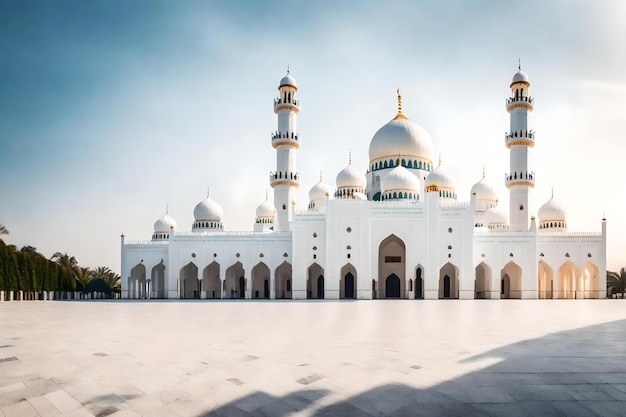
[505,62,535,231]
[270,68,300,232]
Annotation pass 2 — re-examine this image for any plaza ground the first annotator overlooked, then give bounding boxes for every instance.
[1,300,626,416]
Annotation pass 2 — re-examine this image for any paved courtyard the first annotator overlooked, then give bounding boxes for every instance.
[1,300,626,416]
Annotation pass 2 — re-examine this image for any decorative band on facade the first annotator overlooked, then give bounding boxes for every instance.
[270,180,300,188]
[505,139,535,148]
[272,140,300,149]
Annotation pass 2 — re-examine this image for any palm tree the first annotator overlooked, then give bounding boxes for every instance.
[75,266,93,293]
[51,252,78,274]
[607,268,626,299]
[91,266,121,297]
[0,224,8,236]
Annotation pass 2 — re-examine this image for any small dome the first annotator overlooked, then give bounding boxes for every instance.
[484,204,508,226]
[425,163,458,193]
[256,198,276,219]
[309,178,334,201]
[512,71,529,84]
[382,165,420,195]
[279,71,297,90]
[154,212,177,233]
[471,174,498,202]
[352,192,367,200]
[538,196,566,223]
[194,194,224,222]
[336,163,366,189]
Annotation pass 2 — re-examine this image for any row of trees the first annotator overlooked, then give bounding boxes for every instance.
[0,225,120,297]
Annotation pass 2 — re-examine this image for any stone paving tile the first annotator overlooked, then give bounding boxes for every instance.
[3,301,626,416]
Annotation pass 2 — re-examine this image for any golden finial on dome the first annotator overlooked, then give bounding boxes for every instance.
[206,187,210,198]
[348,149,352,165]
[393,88,408,120]
[551,186,554,199]
[482,165,486,179]
[165,203,169,215]
[287,64,290,75]
[518,58,521,71]
[319,170,323,182]
[438,154,442,167]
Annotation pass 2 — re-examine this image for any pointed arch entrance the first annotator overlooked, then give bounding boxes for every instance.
[202,262,221,299]
[501,261,522,299]
[340,264,357,299]
[414,265,424,299]
[225,262,245,299]
[439,263,459,299]
[151,262,165,299]
[307,263,325,299]
[180,262,199,299]
[582,262,599,299]
[275,261,292,299]
[386,274,401,298]
[474,262,492,299]
[251,262,271,299]
[538,261,553,299]
[557,261,579,299]
[378,235,406,299]
[129,263,146,299]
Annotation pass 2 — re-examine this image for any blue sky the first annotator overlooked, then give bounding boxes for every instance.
[1,1,625,272]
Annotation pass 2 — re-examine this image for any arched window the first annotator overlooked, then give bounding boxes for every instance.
[384,161,388,168]
[402,159,406,167]
[393,192,397,198]
[389,159,394,167]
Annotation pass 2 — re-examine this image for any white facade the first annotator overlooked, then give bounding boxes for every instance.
[121,68,607,301]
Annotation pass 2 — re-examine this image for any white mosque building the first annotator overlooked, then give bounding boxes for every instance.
[121,67,607,300]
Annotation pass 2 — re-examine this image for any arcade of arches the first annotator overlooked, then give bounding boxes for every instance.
[125,257,601,300]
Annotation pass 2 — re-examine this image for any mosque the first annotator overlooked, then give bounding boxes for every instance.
[121,67,607,300]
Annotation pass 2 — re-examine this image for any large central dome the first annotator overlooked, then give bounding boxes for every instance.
[368,92,434,164]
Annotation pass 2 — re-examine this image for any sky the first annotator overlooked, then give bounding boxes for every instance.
[1,0,625,273]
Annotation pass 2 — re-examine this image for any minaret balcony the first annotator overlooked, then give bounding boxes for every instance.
[271,131,301,149]
[505,171,536,188]
[274,97,300,113]
[506,95,534,112]
[505,130,535,148]
[270,170,301,187]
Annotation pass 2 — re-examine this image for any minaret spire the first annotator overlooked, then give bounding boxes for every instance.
[506,65,535,231]
[271,69,300,232]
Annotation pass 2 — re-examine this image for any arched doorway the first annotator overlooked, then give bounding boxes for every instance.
[307,263,324,299]
[275,261,292,299]
[251,262,270,299]
[538,261,553,299]
[203,262,221,299]
[439,263,459,299]
[582,262,599,299]
[151,262,165,299]
[385,274,401,298]
[414,266,424,299]
[378,235,406,299]
[225,262,245,299]
[501,261,522,299]
[474,262,491,299]
[557,261,579,299]
[130,263,146,299]
[340,264,357,299]
[180,262,199,299]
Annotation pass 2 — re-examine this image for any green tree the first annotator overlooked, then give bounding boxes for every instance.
[607,268,626,299]
[90,266,121,298]
[51,252,78,291]
[75,267,93,293]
